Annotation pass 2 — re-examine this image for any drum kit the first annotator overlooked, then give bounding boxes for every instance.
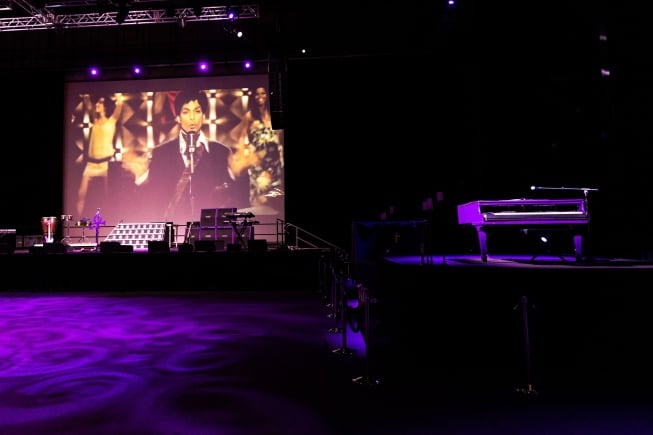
[47,214,93,244]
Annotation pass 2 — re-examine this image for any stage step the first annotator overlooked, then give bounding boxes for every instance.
[103,222,170,250]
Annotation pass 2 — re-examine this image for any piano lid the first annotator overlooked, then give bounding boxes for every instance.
[457,198,588,226]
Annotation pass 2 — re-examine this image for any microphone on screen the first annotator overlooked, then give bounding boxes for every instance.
[188,131,196,153]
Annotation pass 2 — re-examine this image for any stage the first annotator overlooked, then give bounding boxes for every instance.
[0,245,325,292]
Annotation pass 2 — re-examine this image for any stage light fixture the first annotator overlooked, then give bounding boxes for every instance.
[227,6,239,20]
[243,60,253,70]
[88,66,100,77]
[197,61,210,73]
[132,65,142,76]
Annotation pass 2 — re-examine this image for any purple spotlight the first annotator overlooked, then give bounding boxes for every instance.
[227,6,239,20]
[88,66,100,77]
[243,60,253,70]
[132,66,142,76]
[198,61,210,73]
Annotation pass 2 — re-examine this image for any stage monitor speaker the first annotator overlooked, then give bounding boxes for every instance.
[248,239,267,252]
[100,241,122,253]
[148,240,170,253]
[194,240,216,252]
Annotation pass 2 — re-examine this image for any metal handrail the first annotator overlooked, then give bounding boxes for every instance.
[276,219,349,259]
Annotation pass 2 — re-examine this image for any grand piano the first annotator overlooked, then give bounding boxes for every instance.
[457,198,589,262]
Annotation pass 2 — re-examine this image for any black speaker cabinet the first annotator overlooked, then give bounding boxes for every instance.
[216,227,233,244]
[164,222,174,243]
[200,209,217,227]
[200,228,216,240]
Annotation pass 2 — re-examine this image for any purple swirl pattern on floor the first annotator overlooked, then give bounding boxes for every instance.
[0,292,336,434]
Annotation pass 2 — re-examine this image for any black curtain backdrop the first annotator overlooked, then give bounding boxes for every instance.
[1,2,652,258]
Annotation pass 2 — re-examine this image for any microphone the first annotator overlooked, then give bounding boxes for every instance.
[186,131,196,174]
[187,131,196,153]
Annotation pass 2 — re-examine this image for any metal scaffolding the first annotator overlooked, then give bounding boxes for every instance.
[0,1,258,31]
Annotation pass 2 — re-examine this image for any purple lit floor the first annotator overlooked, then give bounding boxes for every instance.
[1,288,653,434]
[2,252,653,434]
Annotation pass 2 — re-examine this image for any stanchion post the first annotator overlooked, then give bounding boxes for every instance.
[353,284,380,386]
[331,276,354,355]
[515,294,538,397]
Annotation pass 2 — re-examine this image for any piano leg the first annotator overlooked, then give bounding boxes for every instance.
[573,233,583,262]
[476,227,488,263]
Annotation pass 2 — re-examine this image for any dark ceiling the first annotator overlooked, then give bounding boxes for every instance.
[0,1,444,74]
[2,1,639,78]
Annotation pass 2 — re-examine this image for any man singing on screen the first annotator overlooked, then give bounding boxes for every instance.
[135,88,249,225]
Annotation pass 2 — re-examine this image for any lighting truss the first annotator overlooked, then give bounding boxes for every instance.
[0,2,259,31]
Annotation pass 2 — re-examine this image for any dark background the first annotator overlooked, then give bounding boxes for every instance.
[0,1,651,258]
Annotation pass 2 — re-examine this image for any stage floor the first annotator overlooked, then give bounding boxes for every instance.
[385,253,653,268]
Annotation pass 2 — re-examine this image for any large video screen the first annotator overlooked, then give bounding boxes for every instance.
[63,74,284,243]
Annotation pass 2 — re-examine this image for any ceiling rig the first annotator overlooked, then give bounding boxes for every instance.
[0,1,258,31]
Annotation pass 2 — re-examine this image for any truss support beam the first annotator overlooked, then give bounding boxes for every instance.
[0,3,259,31]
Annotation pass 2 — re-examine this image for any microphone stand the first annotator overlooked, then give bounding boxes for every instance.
[188,132,196,223]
